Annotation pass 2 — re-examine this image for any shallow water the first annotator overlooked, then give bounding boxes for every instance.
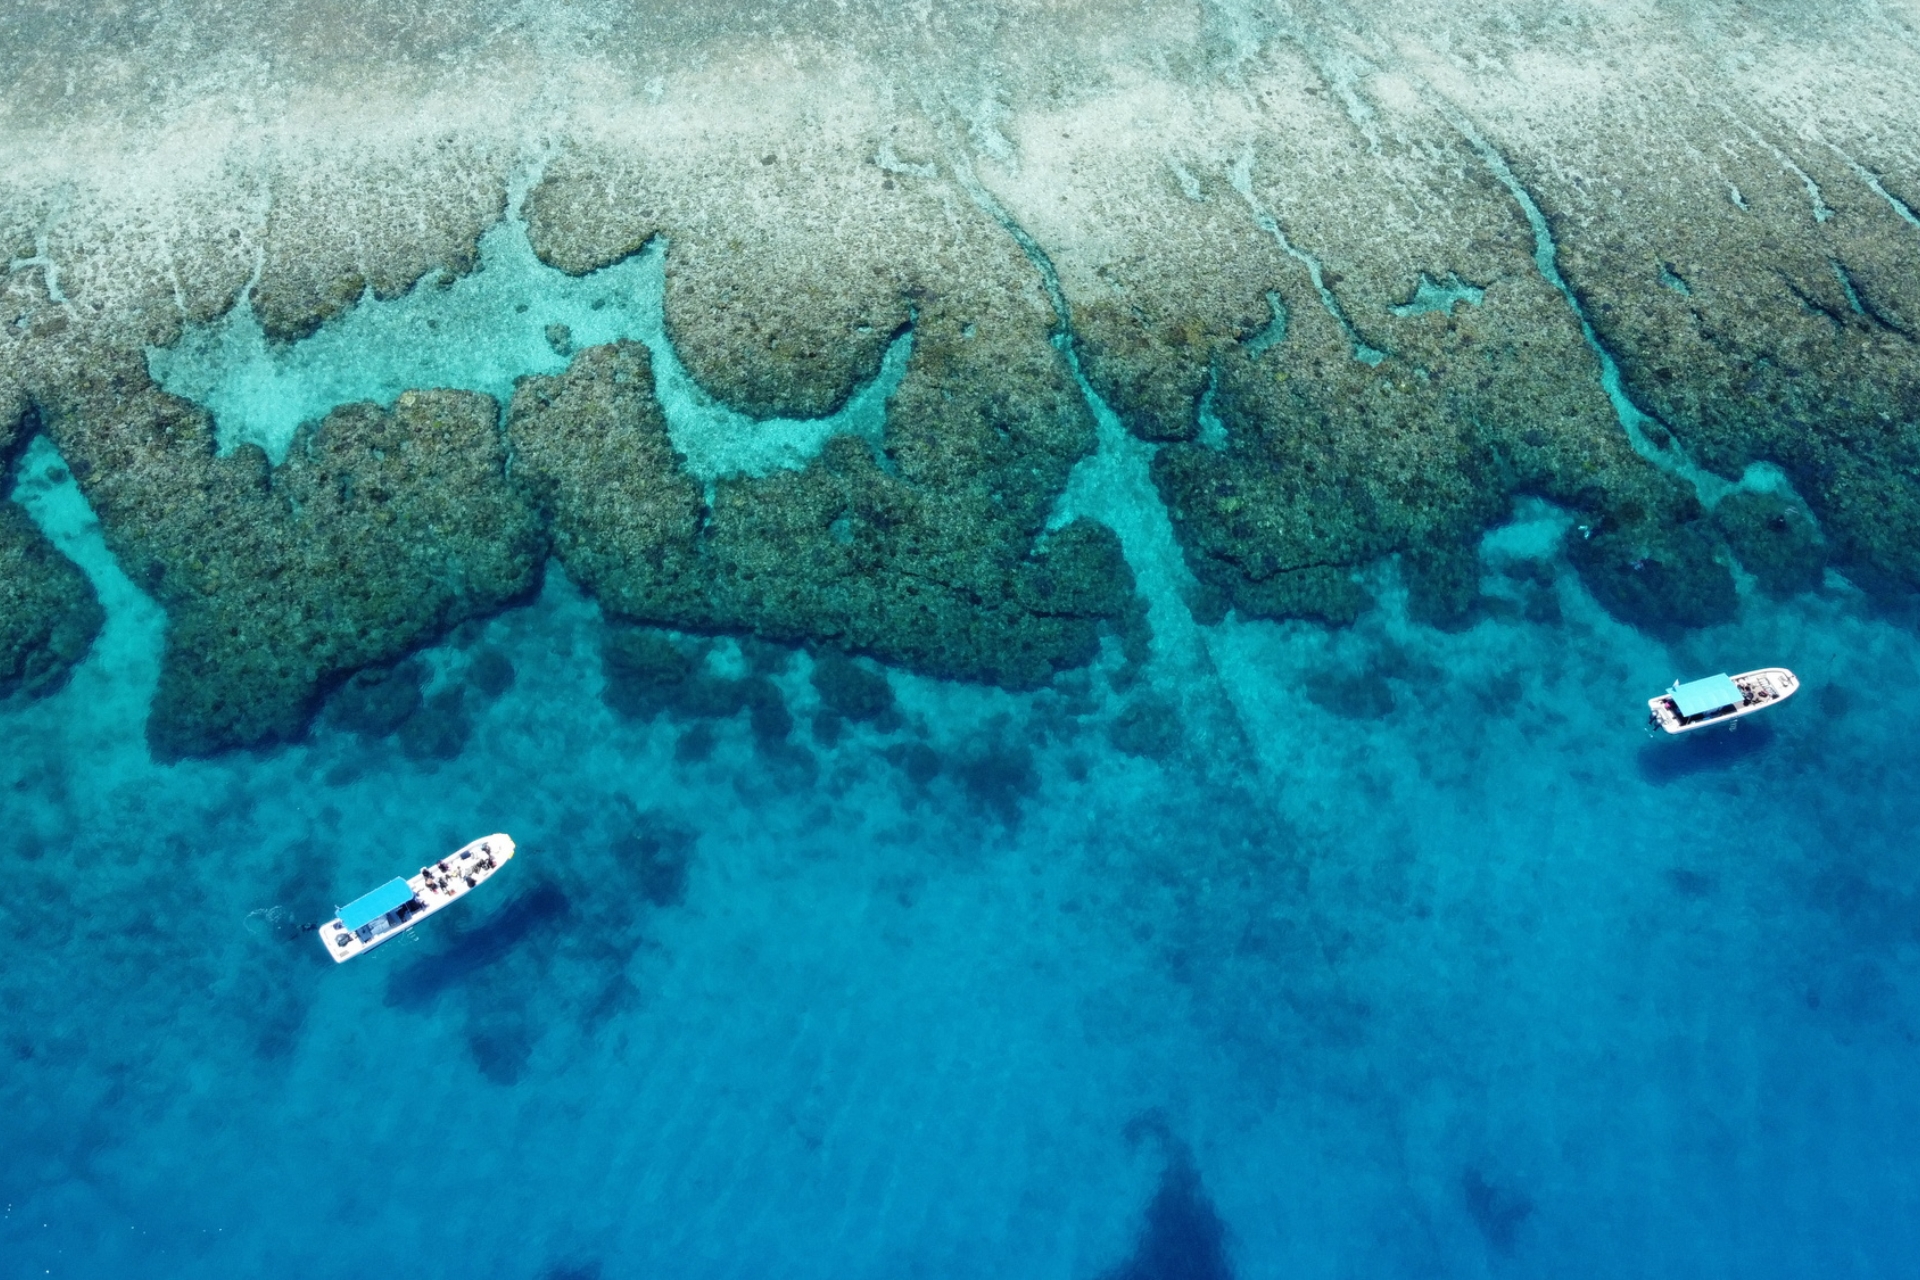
[7,14,1920,1264]
[7,367,1920,1276]
[145,209,911,483]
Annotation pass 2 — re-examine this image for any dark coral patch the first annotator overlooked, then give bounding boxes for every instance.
[465,646,516,699]
[1565,519,1737,633]
[398,687,473,761]
[508,338,1136,692]
[1104,1118,1235,1280]
[325,661,426,737]
[810,648,896,723]
[1461,1167,1533,1255]
[611,813,698,908]
[1109,694,1184,759]
[33,362,544,757]
[1713,491,1826,598]
[0,502,103,701]
[600,625,700,721]
[0,403,103,701]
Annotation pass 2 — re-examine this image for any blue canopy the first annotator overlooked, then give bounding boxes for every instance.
[337,878,415,930]
[1672,673,1741,718]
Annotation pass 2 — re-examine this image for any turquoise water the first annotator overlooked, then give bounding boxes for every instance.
[8,231,1920,1279]
[145,205,911,485]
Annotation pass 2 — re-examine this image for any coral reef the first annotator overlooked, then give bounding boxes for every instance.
[509,333,1136,689]
[246,148,506,343]
[987,48,1731,633]
[1714,492,1827,599]
[1497,100,1920,601]
[0,392,104,701]
[28,358,542,756]
[6,1,1920,757]
[598,624,796,751]
[522,125,909,420]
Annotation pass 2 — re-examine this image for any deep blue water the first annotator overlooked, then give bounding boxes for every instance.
[7,243,1920,1277]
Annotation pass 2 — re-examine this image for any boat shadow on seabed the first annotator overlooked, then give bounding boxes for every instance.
[382,877,573,1010]
[1636,719,1777,786]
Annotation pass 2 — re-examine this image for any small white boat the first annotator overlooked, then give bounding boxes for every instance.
[1647,668,1799,735]
[322,833,515,963]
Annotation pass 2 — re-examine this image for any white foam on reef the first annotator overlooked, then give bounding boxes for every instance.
[147,211,912,484]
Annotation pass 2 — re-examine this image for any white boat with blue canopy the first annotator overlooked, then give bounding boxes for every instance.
[323,833,516,963]
[1648,668,1798,734]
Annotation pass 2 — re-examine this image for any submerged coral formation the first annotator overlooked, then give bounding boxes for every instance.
[27,361,541,756]
[0,391,103,700]
[508,328,1134,689]
[4,0,1919,755]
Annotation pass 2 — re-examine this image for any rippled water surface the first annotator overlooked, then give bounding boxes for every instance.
[6,3,1920,1275]
[7,403,1920,1277]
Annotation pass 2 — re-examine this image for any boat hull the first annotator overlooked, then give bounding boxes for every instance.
[322,833,516,963]
[1648,668,1799,735]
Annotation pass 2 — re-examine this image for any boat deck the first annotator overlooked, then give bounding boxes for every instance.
[1648,668,1799,735]
[322,833,515,963]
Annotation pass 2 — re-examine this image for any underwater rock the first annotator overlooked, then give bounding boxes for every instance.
[954,738,1039,823]
[600,625,701,722]
[465,646,517,699]
[509,330,1137,690]
[883,740,943,787]
[523,133,910,420]
[1713,491,1827,598]
[1461,1168,1533,1255]
[30,360,543,757]
[612,815,697,907]
[0,503,104,702]
[9,8,1914,763]
[325,660,426,737]
[809,648,895,724]
[985,48,1736,635]
[1304,668,1397,721]
[1402,543,1485,632]
[1104,1117,1234,1280]
[247,147,506,343]
[1108,694,1184,760]
[398,686,473,761]
[0,401,104,701]
[517,117,1145,683]
[599,622,794,744]
[743,676,795,746]
[1564,520,1738,633]
[1488,88,1920,601]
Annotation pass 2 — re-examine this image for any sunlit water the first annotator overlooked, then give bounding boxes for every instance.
[6,202,1920,1280]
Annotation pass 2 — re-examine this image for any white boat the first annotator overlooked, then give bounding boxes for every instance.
[322,833,516,963]
[1647,668,1799,735]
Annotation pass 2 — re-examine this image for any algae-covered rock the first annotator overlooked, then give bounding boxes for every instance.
[325,661,427,737]
[810,649,895,724]
[1713,492,1827,599]
[601,626,701,722]
[599,622,796,746]
[980,45,1734,636]
[0,395,104,701]
[32,361,542,756]
[1476,84,1920,603]
[1565,521,1738,634]
[0,503,105,701]
[517,113,1130,685]
[510,302,1137,691]
[523,130,908,421]
[248,148,507,342]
